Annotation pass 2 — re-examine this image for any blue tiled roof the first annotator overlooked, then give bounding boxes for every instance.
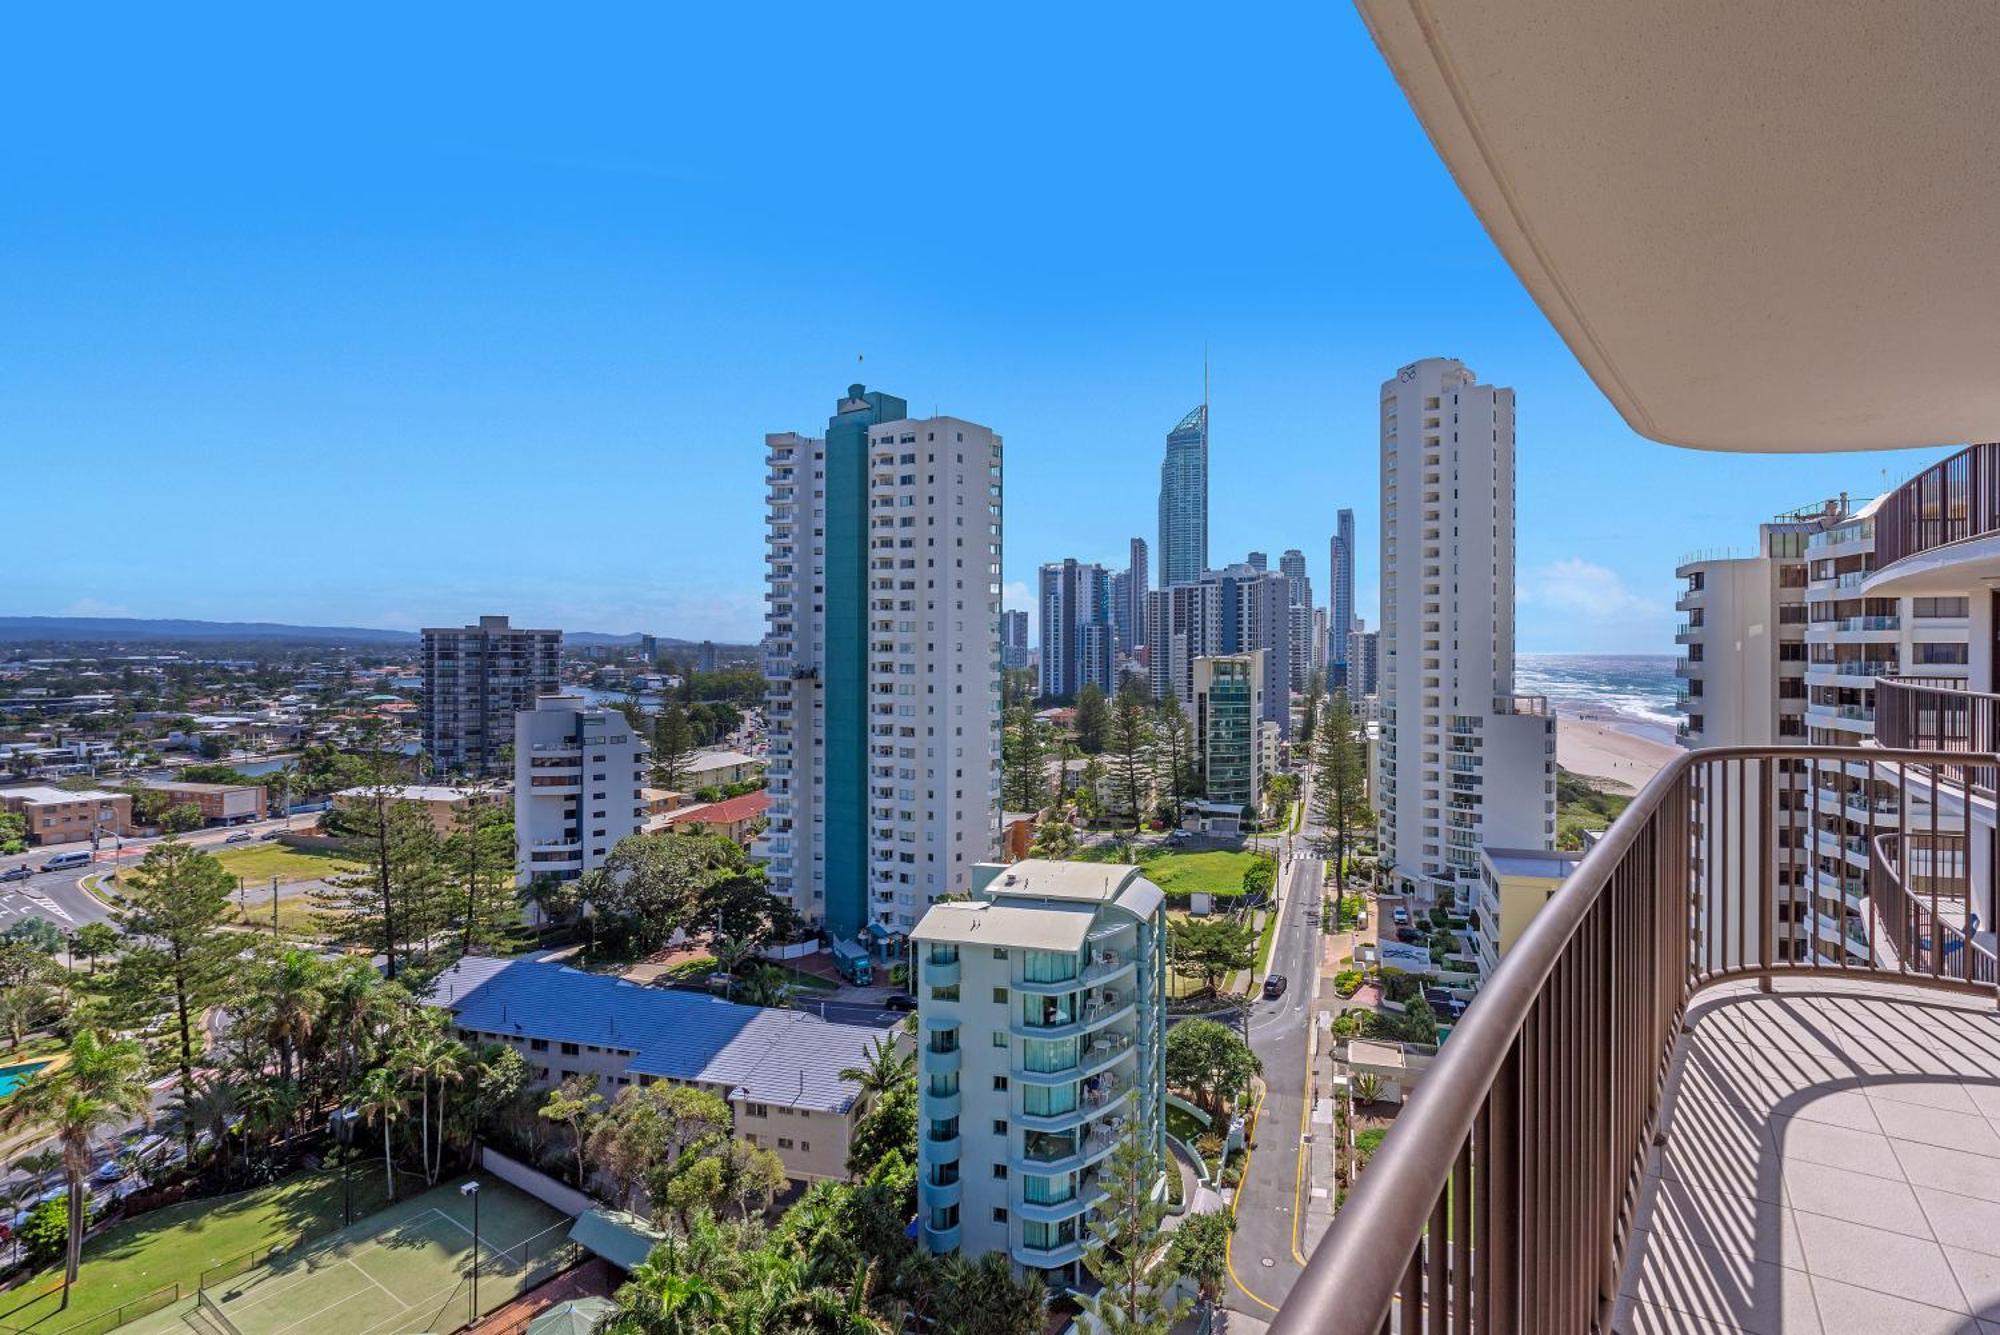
[426,957,883,1115]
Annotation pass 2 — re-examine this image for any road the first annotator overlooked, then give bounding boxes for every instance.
[1223,797,1328,1321]
[0,811,312,938]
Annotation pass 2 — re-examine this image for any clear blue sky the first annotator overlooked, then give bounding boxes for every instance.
[3,5,1947,652]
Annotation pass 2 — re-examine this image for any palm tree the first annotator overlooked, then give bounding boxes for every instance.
[256,948,327,1087]
[177,1072,241,1180]
[421,1039,467,1184]
[352,1067,404,1202]
[603,1254,726,1335]
[837,1036,914,1103]
[0,1031,150,1301]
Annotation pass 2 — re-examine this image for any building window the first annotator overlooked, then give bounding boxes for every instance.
[992,987,1007,1004]
[992,1076,1008,1092]
[560,1042,580,1056]
[777,1138,794,1150]
[746,1103,769,1118]
[992,1119,1007,1136]
[931,985,961,1002]
[992,1208,1008,1224]
[800,1141,810,1152]
[991,1032,1008,1048]
[993,1164,1008,1179]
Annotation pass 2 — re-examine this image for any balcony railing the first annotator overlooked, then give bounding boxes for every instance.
[1271,746,1999,1334]
[1873,439,2000,569]
[1875,676,2000,792]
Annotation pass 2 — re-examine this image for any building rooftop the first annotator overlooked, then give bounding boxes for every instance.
[664,789,769,826]
[686,749,763,771]
[142,780,262,794]
[982,857,1145,904]
[332,784,480,804]
[1480,847,1585,881]
[426,957,879,1115]
[0,785,123,804]
[911,900,1098,954]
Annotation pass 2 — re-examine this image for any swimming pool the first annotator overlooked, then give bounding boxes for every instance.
[0,1061,49,1099]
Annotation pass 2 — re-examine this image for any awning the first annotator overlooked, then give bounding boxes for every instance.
[526,1298,617,1335]
[567,1206,668,1272]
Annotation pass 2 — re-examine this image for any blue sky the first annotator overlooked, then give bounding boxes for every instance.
[2,5,1948,652]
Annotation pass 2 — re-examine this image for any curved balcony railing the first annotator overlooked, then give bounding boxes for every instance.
[1873,440,2000,569]
[1875,676,2000,792]
[1270,747,2000,1334]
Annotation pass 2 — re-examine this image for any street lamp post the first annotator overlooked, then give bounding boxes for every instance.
[460,1180,481,1319]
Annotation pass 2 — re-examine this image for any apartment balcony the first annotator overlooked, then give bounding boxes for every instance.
[1012,1030,1137,1087]
[1272,744,2000,1334]
[1014,1124,1122,1176]
[1014,1235,1090,1269]
[1676,659,1701,679]
[1007,995,1138,1042]
[918,1176,961,1212]
[1014,1178,1108,1225]
[1012,948,1137,996]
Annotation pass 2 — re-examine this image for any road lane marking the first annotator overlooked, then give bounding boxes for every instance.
[1224,1086,1282,1314]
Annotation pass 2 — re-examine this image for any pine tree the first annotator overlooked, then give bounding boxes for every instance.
[1151,701,1194,824]
[1000,707,1050,813]
[315,782,445,979]
[1311,689,1371,879]
[1108,684,1155,835]
[1073,682,1110,755]
[652,702,697,791]
[109,837,235,1156]
[443,792,517,958]
[1078,1118,1190,1334]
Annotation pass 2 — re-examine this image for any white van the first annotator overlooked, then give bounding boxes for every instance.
[39,851,90,872]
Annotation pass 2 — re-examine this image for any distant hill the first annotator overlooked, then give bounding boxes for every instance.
[0,617,751,650]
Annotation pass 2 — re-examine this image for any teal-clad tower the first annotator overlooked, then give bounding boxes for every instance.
[823,384,907,943]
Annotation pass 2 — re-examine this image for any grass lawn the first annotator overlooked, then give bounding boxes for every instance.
[224,897,334,939]
[0,1167,391,1333]
[208,845,359,887]
[1255,907,1280,975]
[1072,844,1263,898]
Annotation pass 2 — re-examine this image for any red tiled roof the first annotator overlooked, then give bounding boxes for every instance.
[665,788,770,826]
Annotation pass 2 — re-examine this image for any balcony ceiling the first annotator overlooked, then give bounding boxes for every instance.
[1356,0,2000,452]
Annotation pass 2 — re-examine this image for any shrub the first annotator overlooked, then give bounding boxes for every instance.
[1333,969,1364,998]
[21,1196,79,1268]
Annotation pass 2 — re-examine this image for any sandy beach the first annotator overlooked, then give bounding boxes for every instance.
[1557,717,1681,793]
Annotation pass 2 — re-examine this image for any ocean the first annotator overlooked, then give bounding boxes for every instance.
[1516,653,1680,745]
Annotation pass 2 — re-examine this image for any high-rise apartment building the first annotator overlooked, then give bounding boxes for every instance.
[1038,559,1113,700]
[757,385,1003,945]
[912,857,1167,1284]
[1145,563,1292,737]
[1157,405,1209,589]
[1376,359,1554,902]
[420,615,562,777]
[514,695,650,886]
[1279,548,1314,692]
[1000,609,1030,672]
[1311,607,1330,675]
[1330,508,1356,690]
[1126,537,1148,651]
[1194,653,1265,813]
[1107,570,1134,652]
[1348,621,1380,698]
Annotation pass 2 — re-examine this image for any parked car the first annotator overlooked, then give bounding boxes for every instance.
[40,850,90,872]
[1262,974,1289,999]
[1395,927,1424,945]
[0,866,32,883]
[884,994,919,1013]
[1391,907,1411,927]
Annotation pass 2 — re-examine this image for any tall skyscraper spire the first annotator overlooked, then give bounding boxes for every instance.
[1158,358,1211,590]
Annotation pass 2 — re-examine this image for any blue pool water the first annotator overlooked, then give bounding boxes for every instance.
[0,1061,49,1099]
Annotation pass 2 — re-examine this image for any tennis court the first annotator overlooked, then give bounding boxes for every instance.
[195,1177,572,1335]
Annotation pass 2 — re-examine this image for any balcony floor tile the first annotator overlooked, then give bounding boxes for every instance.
[1620,980,2000,1333]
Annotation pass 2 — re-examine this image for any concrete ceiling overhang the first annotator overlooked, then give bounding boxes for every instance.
[1355,0,2000,452]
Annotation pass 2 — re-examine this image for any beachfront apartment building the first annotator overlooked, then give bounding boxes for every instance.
[421,615,562,777]
[1375,357,1555,906]
[911,858,1167,1287]
[755,385,1004,949]
[514,694,650,886]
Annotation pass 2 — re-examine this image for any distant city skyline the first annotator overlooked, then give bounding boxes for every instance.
[3,7,1955,653]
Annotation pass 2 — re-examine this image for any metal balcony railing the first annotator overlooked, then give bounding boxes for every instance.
[1271,746,2000,1334]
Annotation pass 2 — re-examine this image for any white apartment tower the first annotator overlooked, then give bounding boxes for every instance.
[912,858,1168,1285]
[1377,358,1554,903]
[756,385,1004,948]
[514,695,650,886]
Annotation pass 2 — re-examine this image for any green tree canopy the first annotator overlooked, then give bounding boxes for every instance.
[1165,1017,1261,1118]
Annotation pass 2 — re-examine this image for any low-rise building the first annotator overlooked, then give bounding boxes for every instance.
[910,857,1168,1285]
[140,780,267,825]
[683,750,765,791]
[0,786,133,844]
[332,784,484,836]
[1473,847,1585,979]
[662,789,771,844]
[427,956,883,1184]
